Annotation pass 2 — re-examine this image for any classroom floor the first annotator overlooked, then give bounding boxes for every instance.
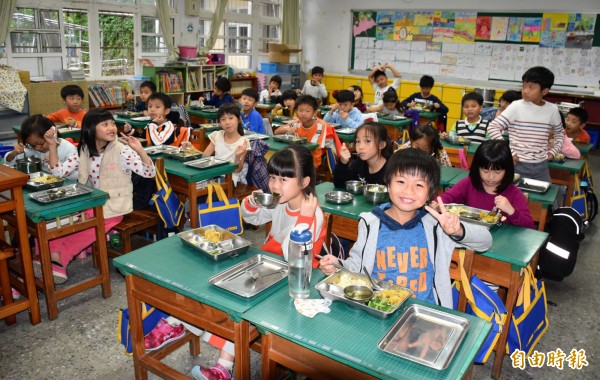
[1,152,599,380]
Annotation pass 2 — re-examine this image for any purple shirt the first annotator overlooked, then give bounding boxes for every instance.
[441,177,535,229]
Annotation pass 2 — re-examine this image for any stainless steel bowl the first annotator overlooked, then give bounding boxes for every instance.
[344,285,374,302]
[324,191,354,204]
[363,184,389,204]
[16,157,42,174]
[253,192,281,209]
[345,180,366,194]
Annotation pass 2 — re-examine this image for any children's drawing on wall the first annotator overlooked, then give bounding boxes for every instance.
[522,18,542,43]
[507,17,524,42]
[376,11,395,40]
[565,13,596,49]
[476,16,491,40]
[540,30,567,48]
[490,17,509,41]
[353,11,377,37]
[453,12,476,43]
[432,11,454,43]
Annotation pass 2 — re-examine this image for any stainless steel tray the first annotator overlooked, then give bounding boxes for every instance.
[178,225,251,261]
[208,255,288,298]
[324,191,354,204]
[272,116,292,123]
[517,178,551,194]
[131,116,152,121]
[144,145,179,155]
[336,128,356,134]
[57,127,80,134]
[29,183,93,204]
[272,135,308,144]
[244,133,270,141]
[162,149,204,161]
[26,172,65,191]
[200,123,221,129]
[183,157,229,169]
[191,106,218,112]
[330,123,341,129]
[378,304,470,370]
[315,270,411,319]
[115,111,142,118]
[445,203,501,228]
[381,114,407,121]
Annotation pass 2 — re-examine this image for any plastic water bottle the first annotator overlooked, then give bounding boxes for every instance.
[288,223,313,299]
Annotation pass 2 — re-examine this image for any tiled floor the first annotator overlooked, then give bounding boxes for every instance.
[1,151,599,379]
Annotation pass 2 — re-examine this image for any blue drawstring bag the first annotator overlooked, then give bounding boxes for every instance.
[117,303,168,355]
[150,158,184,229]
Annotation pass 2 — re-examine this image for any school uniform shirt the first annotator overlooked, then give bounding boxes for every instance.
[323,107,364,129]
[295,119,328,167]
[300,80,327,100]
[373,78,401,104]
[46,109,87,128]
[441,176,535,229]
[203,93,235,108]
[333,158,388,187]
[488,99,564,163]
[567,128,590,144]
[241,108,265,134]
[145,120,188,147]
[132,101,181,125]
[341,205,492,308]
[400,92,449,115]
[259,89,282,103]
[450,116,490,143]
[208,130,250,185]
[4,139,78,180]
[241,198,326,268]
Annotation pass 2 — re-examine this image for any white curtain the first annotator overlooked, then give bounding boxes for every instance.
[281,0,300,46]
[198,0,228,55]
[157,0,178,61]
[0,0,17,45]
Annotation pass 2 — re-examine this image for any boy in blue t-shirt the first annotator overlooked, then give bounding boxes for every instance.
[239,88,265,134]
[319,149,492,307]
[199,77,235,107]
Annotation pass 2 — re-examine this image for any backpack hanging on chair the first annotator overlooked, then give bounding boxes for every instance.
[150,158,185,229]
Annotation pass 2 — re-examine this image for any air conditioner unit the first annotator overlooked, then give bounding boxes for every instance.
[185,0,200,16]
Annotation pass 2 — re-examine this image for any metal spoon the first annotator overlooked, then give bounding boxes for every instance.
[315,254,344,271]
[362,266,383,291]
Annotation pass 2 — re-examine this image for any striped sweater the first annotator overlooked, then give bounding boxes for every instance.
[450,116,490,143]
[488,99,564,163]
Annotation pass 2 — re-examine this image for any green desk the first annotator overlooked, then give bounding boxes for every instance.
[12,124,82,142]
[378,117,411,143]
[7,180,111,320]
[548,158,585,205]
[575,142,593,157]
[113,116,149,129]
[188,107,218,124]
[206,130,318,152]
[439,167,467,189]
[245,271,491,380]
[113,238,285,380]
[162,157,237,228]
[441,140,480,156]
[336,131,356,143]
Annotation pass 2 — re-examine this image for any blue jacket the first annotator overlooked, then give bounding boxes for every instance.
[323,107,364,129]
[204,93,235,107]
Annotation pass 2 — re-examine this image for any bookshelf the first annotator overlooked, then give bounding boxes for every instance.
[143,64,229,105]
[230,77,258,99]
[88,83,128,109]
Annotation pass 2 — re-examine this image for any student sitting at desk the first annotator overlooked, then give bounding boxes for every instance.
[126,81,180,126]
[401,75,448,129]
[323,89,364,129]
[271,90,298,118]
[199,77,235,108]
[36,109,155,284]
[439,140,535,229]
[320,148,492,307]
[445,92,490,143]
[565,107,590,144]
[488,66,564,182]
[46,84,87,128]
[240,88,266,134]
[259,75,282,104]
[400,123,451,167]
[368,88,404,116]
[300,66,328,103]
[5,115,78,179]
[368,62,402,105]
[333,122,392,187]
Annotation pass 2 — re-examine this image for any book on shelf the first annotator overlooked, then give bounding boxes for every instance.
[157,70,184,93]
[88,83,126,107]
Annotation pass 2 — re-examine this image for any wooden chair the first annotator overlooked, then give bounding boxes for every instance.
[0,239,16,325]
[445,146,469,169]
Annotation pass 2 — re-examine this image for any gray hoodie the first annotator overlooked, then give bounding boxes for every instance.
[341,208,493,308]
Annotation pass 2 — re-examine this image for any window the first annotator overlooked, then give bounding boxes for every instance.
[99,12,134,76]
[10,8,61,53]
[260,2,280,18]
[227,0,252,15]
[141,17,172,54]
[64,9,89,75]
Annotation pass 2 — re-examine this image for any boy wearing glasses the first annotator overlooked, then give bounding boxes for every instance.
[5,115,77,179]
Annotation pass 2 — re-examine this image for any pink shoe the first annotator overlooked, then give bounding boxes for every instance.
[12,288,21,300]
[144,319,185,351]
[32,258,68,284]
[191,363,231,380]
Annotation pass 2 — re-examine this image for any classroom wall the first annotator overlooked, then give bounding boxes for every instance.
[301,0,600,78]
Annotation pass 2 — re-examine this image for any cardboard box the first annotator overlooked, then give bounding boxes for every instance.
[18,70,30,84]
[267,43,301,63]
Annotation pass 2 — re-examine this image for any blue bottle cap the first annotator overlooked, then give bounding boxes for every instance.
[290,223,312,243]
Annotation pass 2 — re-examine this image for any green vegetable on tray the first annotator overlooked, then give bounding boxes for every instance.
[368,297,396,312]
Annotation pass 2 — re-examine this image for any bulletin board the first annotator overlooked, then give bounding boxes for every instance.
[351,10,600,87]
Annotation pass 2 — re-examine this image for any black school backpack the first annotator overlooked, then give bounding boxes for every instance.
[537,207,584,281]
